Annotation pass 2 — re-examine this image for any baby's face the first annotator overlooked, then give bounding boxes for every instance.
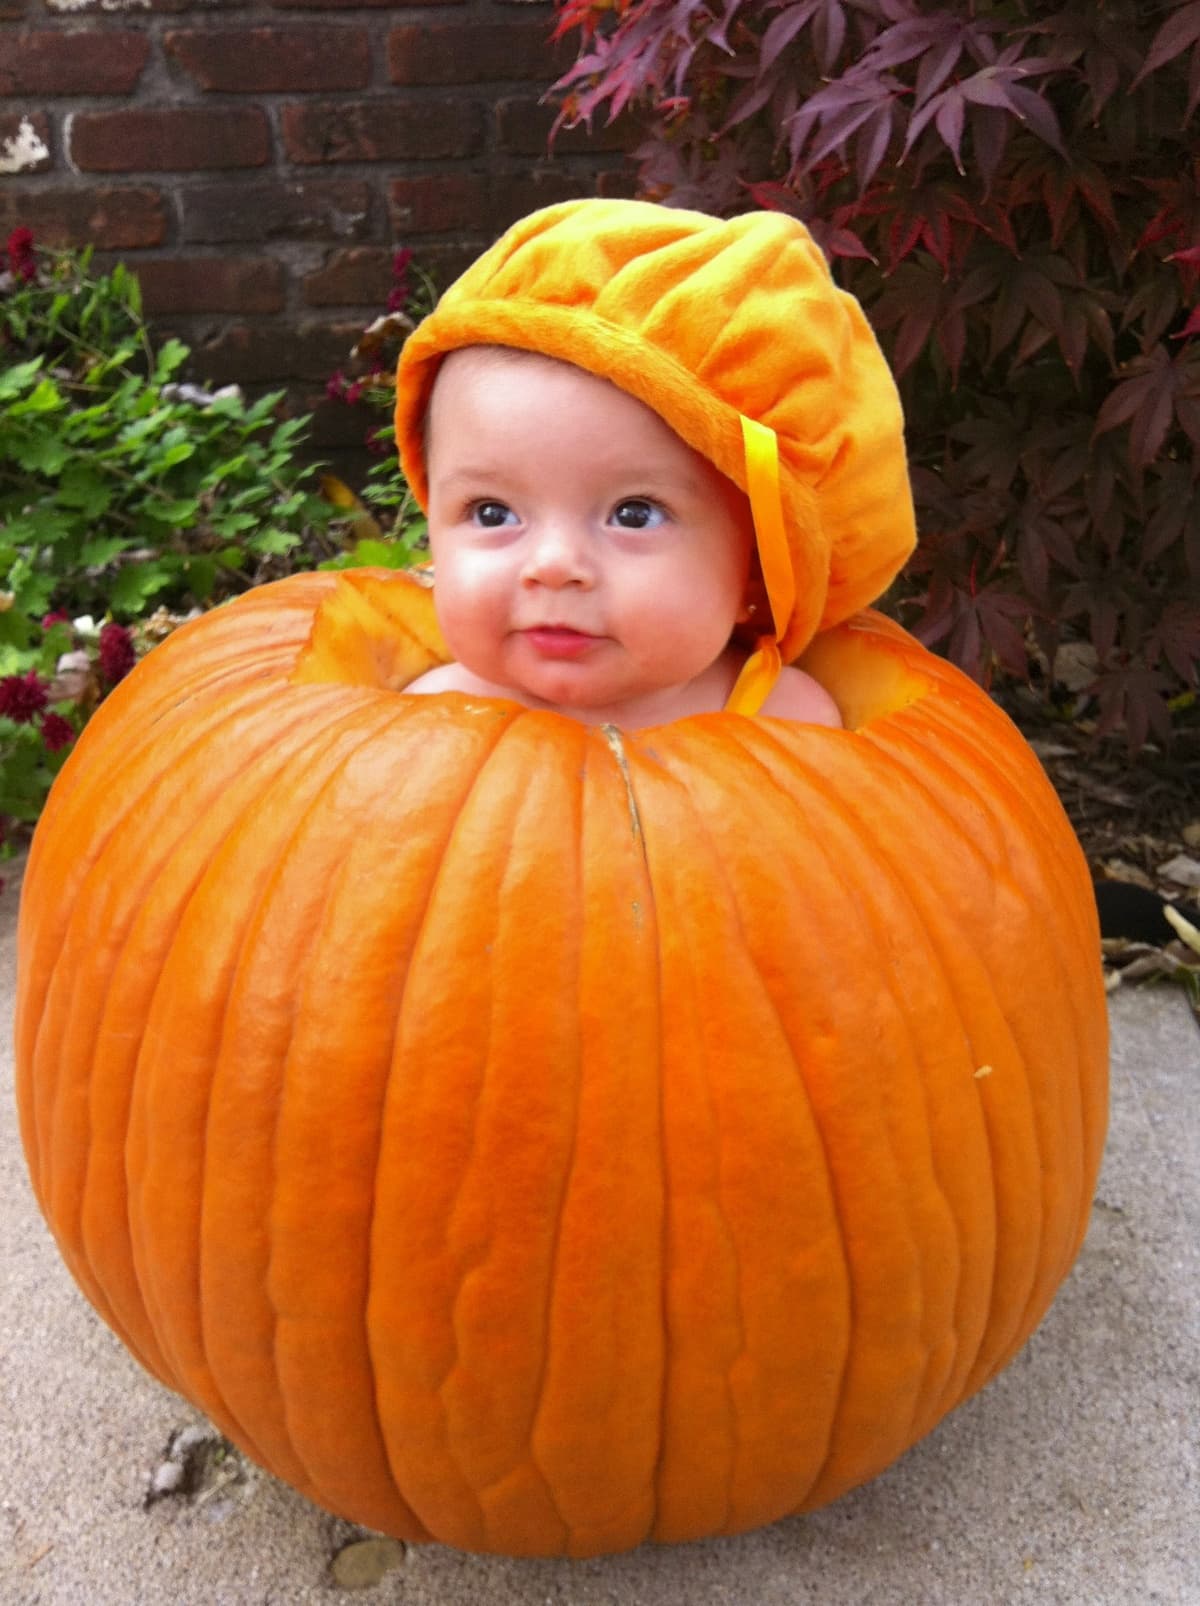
[424,348,755,722]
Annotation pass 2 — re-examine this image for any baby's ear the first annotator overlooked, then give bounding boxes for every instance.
[737,574,770,626]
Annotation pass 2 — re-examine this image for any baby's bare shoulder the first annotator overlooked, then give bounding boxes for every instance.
[761,666,843,727]
[405,662,475,695]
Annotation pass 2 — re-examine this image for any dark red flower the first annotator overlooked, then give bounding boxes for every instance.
[0,670,50,723]
[388,246,413,314]
[344,378,365,405]
[40,712,75,752]
[42,609,71,631]
[326,370,347,402]
[98,621,136,686]
[6,226,36,283]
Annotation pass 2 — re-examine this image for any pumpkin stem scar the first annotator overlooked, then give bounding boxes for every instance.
[601,724,642,844]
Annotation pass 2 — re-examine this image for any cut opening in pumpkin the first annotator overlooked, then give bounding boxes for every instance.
[291,571,931,731]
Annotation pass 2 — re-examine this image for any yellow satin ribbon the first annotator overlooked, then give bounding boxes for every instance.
[725,415,794,716]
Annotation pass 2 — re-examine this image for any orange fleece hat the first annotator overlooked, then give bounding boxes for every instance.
[393,198,916,681]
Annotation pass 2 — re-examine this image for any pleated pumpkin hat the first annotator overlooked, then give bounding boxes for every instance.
[393,198,916,714]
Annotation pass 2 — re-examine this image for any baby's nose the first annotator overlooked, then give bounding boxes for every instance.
[520,523,594,587]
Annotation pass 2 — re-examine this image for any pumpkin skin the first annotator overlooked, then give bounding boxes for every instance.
[15,569,1107,1558]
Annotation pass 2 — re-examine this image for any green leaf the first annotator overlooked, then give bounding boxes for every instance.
[79,536,130,567]
[0,609,35,650]
[8,377,67,417]
[108,561,176,613]
[57,464,113,517]
[0,358,44,399]
[140,497,201,525]
[7,432,72,475]
[183,555,217,599]
[209,512,259,537]
[154,338,190,383]
[250,529,301,556]
[152,440,196,471]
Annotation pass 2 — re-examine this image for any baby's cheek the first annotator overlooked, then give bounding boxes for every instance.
[432,569,506,667]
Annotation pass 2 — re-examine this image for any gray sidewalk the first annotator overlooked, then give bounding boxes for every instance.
[2,867,1197,1606]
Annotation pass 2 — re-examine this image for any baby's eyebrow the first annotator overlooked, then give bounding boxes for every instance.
[433,466,508,489]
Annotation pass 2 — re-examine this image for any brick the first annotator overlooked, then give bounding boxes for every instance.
[165,27,370,92]
[388,20,567,86]
[70,108,269,172]
[47,0,246,10]
[495,95,638,157]
[0,186,165,250]
[181,179,371,243]
[0,0,29,19]
[389,173,486,236]
[487,166,591,228]
[273,0,463,8]
[303,247,393,306]
[283,99,480,164]
[195,320,365,384]
[0,30,150,95]
[132,257,284,315]
[0,112,51,175]
[405,239,483,287]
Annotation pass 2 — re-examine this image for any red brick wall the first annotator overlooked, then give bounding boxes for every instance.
[0,0,634,456]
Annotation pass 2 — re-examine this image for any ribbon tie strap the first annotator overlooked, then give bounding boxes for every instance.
[725,415,793,716]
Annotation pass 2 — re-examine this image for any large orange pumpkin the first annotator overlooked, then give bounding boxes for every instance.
[15,567,1108,1558]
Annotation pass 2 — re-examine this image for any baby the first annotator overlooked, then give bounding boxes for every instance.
[392,200,916,728]
[405,346,842,729]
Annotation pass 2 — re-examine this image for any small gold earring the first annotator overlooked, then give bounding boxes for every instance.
[746,602,758,615]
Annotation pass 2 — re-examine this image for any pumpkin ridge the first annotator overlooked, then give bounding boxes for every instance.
[807,727,1054,1431]
[28,681,349,1342]
[280,700,521,1537]
[675,752,838,1536]
[633,735,852,1537]
[869,711,1100,1342]
[734,718,968,1451]
[456,737,578,1553]
[127,697,422,1483]
[791,748,984,1451]
[522,733,614,1556]
[801,722,1020,1434]
[652,729,970,1516]
[669,725,948,1517]
[202,697,454,1511]
[785,785,1007,1500]
[639,800,741,1542]
[62,689,360,1400]
[360,706,548,1547]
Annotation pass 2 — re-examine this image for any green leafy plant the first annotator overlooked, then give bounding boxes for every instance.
[550,0,1200,747]
[1,234,344,626]
[0,230,356,833]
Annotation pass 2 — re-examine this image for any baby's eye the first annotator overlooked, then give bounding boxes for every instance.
[470,500,518,528]
[610,498,667,531]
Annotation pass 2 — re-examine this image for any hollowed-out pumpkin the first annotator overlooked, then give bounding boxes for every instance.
[15,567,1108,1558]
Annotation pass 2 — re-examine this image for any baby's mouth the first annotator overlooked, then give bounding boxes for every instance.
[520,626,601,659]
